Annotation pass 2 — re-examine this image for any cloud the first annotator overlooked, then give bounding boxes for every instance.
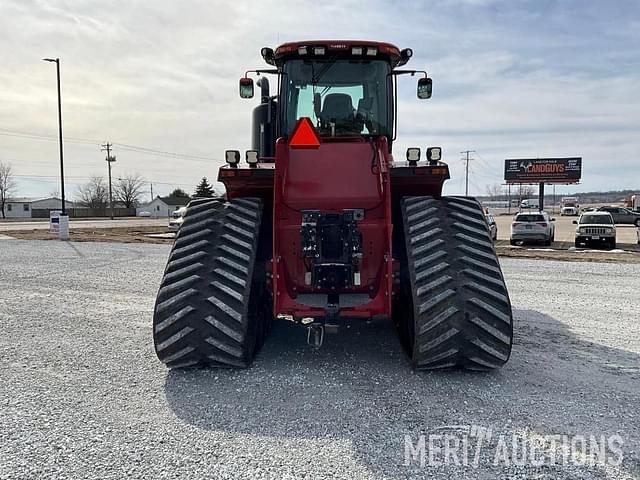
[0,0,638,199]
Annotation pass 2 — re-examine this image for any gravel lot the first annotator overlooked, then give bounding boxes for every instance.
[0,240,638,479]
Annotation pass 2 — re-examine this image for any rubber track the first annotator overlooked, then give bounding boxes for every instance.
[153,197,264,368]
[401,196,513,370]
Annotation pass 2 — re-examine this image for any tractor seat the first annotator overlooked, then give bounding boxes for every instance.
[320,93,355,128]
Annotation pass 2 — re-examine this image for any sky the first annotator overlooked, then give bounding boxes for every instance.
[1,0,639,201]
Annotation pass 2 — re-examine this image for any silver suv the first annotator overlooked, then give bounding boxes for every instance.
[510,211,555,246]
[574,211,616,249]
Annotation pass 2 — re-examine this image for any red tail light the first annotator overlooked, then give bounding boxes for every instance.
[537,222,548,227]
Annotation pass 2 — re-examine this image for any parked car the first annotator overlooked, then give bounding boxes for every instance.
[596,206,640,226]
[520,198,539,210]
[561,206,578,216]
[637,226,640,245]
[138,211,152,217]
[573,212,616,249]
[485,213,497,241]
[168,206,187,231]
[510,211,555,246]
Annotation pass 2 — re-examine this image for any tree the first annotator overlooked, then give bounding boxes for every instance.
[76,176,108,209]
[193,177,215,198]
[169,188,190,199]
[485,183,505,200]
[114,174,145,208]
[519,185,536,199]
[0,161,17,219]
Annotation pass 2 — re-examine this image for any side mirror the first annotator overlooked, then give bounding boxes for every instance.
[239,77,254,99]
[417,77,432,99]
[572,220,578,224]
[551,218,556,222]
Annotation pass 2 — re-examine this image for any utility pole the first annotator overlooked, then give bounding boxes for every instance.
[150,182,154,202]
[461,150,475,196]
[101,142,116,220]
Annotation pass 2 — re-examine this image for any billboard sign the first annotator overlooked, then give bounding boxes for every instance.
[504,157,582,184]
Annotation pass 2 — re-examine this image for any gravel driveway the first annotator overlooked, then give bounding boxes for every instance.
[0,240,638,479]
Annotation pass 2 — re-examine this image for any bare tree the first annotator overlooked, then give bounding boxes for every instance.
[76,176,108,209]
[485,183,504,200]
[521,185,536,198]
[0,161,17,219]
[114,174,145,208]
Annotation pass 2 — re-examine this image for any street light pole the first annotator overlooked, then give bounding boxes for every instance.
[43,57,66,215]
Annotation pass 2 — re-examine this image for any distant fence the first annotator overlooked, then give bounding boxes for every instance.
[31,208,136,218]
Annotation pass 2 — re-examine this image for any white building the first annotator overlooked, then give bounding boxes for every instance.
[3,197,35,218]
[136,196,190,218]
[2,197,83,219]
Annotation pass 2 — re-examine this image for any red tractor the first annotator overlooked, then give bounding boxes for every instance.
[153,40,513,370]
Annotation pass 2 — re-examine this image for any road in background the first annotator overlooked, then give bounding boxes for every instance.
[0,217,167,232]
[0,241,638,479]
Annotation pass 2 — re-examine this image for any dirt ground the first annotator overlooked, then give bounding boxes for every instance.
[4,226,174,244]
[4,226,640,264]
[495,244,640,263]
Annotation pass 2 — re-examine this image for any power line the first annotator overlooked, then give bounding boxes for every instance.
[473,151,493,172]
[0,127,221,163]
[0,129,98,145]
[112,142,220,162]
[11,173,197,188]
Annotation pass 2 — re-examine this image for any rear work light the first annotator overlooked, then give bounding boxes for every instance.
[298,46,308,55]
[313,46,326,55]
[225,150,240,167]
[406,147,420,165]
[366,47,377,56]
[351,46,363,55]
[246,150,259,166]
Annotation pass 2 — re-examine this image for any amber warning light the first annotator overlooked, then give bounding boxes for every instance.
[289,117,321,149]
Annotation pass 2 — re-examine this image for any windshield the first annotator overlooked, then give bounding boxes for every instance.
[282,59,391,137]
[515,214,545,222]
[580,215,613,225]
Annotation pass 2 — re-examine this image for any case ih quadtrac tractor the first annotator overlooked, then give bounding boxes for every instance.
[153,40,513,370]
